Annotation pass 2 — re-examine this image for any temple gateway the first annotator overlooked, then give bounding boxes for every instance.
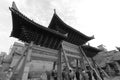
[1,2,114,80]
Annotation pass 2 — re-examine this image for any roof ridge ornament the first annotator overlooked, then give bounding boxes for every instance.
[91,35,95,39]
[12,1,19,11]
[88,43,90,46]
[54,9,56,14]
[116,47,120,51]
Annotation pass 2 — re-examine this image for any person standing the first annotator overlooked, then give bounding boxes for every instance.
[46,71,51,80]
[51,70,57,80]
[93,70,98,80]
[62,68,66,80]
[87,70,92,80]
[75,69,80,80]
[68,69,75,80]
[82,70,89,80]
[97,68,104,80]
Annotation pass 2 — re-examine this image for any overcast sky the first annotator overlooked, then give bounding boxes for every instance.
[0,0,120,53]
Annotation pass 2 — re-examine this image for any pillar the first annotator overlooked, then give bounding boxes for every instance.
[57,49,62,80]
[21,42,33,80]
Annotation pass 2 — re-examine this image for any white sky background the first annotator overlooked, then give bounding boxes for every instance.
[0,0,120,53]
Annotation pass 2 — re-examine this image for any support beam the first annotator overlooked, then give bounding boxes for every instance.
[62,49,71,69]
[78,49,85,70]
[79,46,103,80]
[92,58,110,78]
[61,43,71,70]
[15,42,33,80]
[57,49,62,80]
[9,44,28,80]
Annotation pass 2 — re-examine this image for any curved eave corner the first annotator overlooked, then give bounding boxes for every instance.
[87,35,95,42]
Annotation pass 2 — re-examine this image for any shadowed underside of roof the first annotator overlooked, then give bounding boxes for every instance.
[48,13,94,45]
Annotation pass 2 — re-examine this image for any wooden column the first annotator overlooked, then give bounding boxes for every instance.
[9,44,28,80]
[78,46,86,70]
[76,59,78,69]
[18,42,33,80]
[57,49,62,80]
[91,58,100,74]
[62,49,70,70]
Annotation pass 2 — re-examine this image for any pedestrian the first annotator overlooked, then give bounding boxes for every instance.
[62,68,66,80]
[68,69,75,80]
[87,70,92,80]
[75,69,80,80]
[46,71,51,80]
[82,70,89,80]
[97,68,104,80]
[93,70,98,80]
[51,70,57,80]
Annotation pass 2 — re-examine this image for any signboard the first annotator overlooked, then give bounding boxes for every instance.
[61,41,82,68]
[31,46,58,62]
[62,41,81,59]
